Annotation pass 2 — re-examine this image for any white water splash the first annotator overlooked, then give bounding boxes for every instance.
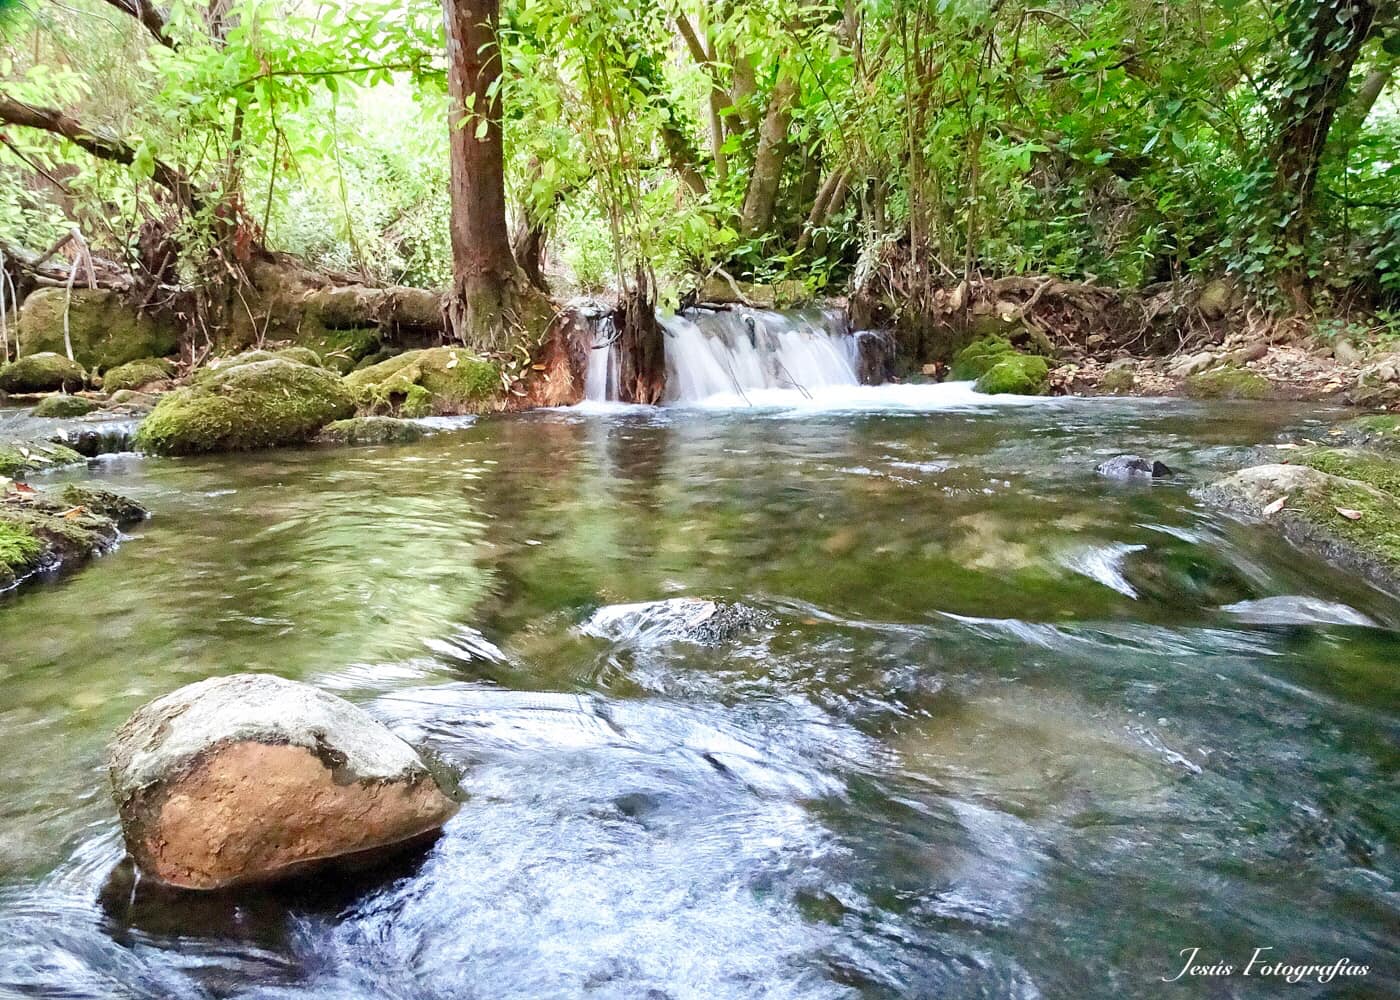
[661,306,860,403]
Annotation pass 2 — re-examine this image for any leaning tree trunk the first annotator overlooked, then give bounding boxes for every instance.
[739,74,798,237]
[442,0,523,352]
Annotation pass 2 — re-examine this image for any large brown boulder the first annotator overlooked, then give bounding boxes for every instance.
[108,674,460,890]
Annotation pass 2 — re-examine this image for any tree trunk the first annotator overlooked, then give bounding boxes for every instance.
[1269,0,1378,303]
[675,14,730,181]
[442,0,521,351]
[739,74,798,236]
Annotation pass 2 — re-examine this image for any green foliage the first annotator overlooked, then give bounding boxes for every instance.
[0,0,1393,313]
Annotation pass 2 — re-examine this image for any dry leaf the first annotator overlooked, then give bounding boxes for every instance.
[61,506,87,520]
[1262,495,1288,516]
[446,352,460,370]
[1335,507,1363,521]
[18,447,30,459]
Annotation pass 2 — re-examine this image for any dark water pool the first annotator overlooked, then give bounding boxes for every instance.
[0,394,1396,998]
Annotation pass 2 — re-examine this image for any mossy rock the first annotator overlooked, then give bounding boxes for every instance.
[1296,448,1400,499]
[1202,464,1400,589]
[975,354,1050,395]
[301,328,382,374]
[1184,365,1272,400]
[31,394,100,419]
[0,440,85,479]
[17,288,179,369]
[344,347,502,417]
[949,335,1016,381]
[0,353,87,393]
[102,357,176,393]
[1099,367,1135,395]
[316,416,426,446]
[1318,415,1400,454]
[200,348,325,381]
[135,358,356,456]
[59,484,149,524]
[0,484,137,592]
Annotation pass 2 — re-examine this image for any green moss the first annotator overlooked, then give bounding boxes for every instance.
[344,347,502,417]
[0,441,85,479]
[135,358,356,456]
[0,353,87,393]
[1099,367,1135,395]
[102,357,175,392]
[59,484,148,524]
[975,354,1050,395]
[199,348,325,382]
[317,416,427,446]
[1297,448,1400,499]
[949,335,1016,381]
[1183,364,1272,400]
[16,288,179,369]
[1322,415,1400,453]
[0,520,42,578]
[31,394,99,418]
[303,327,382,374]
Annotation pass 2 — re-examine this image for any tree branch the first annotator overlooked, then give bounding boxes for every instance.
[0,94,200,211]
[96,0,176,49]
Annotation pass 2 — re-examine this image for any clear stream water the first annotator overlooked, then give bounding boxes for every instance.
[0,389,1397,998]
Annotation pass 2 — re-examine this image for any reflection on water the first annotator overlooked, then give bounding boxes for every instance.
[0,396,1397,998]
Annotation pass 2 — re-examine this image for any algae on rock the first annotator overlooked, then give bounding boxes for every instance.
[135,358,355,455]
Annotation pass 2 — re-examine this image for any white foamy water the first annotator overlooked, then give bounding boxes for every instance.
[661,306,859,403]
[580,305,1055,411]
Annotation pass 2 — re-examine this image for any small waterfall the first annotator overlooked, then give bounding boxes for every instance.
[660,306,859,404]
[583,313,622,404]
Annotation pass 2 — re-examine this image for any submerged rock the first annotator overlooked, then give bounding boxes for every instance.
[316,416,426,446]
[1201,463,1400,590]
[31,394,100,419]
[101,357,175,393]
[107,674,461,890]
[345,347,502,417]
[0,482,145,592]
[1095,455,1173,480]
[17,288,179,369]
[0,353,86,393]
[134,358,355,455]
[1220,596,1376,627]
[582,598,778,646]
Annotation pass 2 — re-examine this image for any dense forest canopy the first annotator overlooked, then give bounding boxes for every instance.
[0,0,1396,329]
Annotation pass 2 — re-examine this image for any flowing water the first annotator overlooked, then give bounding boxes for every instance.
[586,307,865,405]
[0,389,1397,998]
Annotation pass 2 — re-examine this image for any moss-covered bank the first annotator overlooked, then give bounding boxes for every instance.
[0,483,147,592]
[102,358,176,393]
